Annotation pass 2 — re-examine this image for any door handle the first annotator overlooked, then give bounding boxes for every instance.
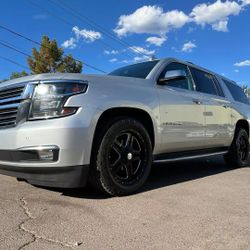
[193,99,202,105]
[223,104,230,109]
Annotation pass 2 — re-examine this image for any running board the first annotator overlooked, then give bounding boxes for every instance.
[153,148,228,164]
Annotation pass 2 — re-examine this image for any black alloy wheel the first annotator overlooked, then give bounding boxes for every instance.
[109,131,146,186]
[224,128,249,167]
[89,118,152,196]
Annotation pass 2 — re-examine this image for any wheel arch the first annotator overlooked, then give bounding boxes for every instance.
[92,107,156,152]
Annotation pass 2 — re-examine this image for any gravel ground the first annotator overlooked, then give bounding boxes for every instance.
[0,156,250,250]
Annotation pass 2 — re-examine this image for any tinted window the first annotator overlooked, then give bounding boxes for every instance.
[223,79,249,104]
[212,76,225,97]
[109,60,159,79]
[190,68,218,95]
[159,62,194,91]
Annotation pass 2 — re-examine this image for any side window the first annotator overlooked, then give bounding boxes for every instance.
[190,67,218,96]
[212,76,225,97]
[159,63,194,91]
[223,79,249,104]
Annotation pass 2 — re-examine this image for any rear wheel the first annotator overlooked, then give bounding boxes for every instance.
[224,128,249,167]
[89,118,152,196]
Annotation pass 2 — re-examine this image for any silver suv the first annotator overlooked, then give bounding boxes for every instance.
[0,58,249,196]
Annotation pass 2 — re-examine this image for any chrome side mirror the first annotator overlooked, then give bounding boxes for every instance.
[158,70,187,85]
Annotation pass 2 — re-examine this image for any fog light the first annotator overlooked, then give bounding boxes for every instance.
[18,146,59,162]
[38,149,54,161]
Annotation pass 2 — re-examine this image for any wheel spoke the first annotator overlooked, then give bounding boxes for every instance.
[111,155,122,168]
[132,156,141,161]
[237,136,248,161]
[132,150,141,157]
[113,139,123,154]
[113,163,124,175]
[122,163,130,180]
[126,161,134,179]
[108,129,147,185]
[125,133,134,147]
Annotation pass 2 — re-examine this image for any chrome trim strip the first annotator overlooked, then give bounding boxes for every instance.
[17,145,59,151]
[0,114,17,120]
[0,96,23,105]
[0,103,19,111]
[153,151,228,164]
[0,83,26,92]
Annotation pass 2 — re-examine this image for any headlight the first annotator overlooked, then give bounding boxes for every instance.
[29,80,88,120]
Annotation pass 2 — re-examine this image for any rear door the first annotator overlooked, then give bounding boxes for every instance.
[189,67,232,147]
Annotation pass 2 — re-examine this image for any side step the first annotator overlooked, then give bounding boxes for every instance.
[153,148,228,164]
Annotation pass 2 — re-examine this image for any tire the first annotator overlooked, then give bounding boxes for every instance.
[89,117,152,196]
[224,127,249,168]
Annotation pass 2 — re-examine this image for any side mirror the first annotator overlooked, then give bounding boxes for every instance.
[158,70,187,85]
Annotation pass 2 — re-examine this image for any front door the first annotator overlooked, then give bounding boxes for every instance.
[157,62,206,153]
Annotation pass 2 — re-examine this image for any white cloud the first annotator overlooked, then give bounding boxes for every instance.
[113,0,250,45]
[72,26,102,43]
[182,41,196,52]
[133,55,150,62]
[234,60,250,67]
[146,36,167,46]
[129,46,155,55]
[114,5,190,37]
[240,0,250,6]
[190,0,242,32]
[61,37,77,49]
[109,58,118,63]
[62,26,102,49]
[234,69,239,73]
[104,50,119,55]
[212,20,229,32]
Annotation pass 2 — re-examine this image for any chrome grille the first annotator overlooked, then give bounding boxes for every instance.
[0,84,26,128]
[0,86,24,100]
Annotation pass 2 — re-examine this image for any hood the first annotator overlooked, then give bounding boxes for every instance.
[0,73,149,88]
[0,73,105,88]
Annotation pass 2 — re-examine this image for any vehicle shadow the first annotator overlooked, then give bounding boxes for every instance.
[56,155,239,199]
[141,156,234,193]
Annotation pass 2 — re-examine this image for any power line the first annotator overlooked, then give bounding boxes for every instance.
[0,55,30,70]
[26,0,135,61]
[0,40,51,71]
[0,39,31,55]
[49,0,149,57]
[0,40,31,58]
[0,24,106,73]
[0,39,108,75]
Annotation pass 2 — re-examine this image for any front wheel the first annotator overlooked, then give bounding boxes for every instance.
[90,118,152,196]
[224,128,249,168]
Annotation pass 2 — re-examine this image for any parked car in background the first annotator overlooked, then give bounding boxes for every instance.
[0,58,249,196]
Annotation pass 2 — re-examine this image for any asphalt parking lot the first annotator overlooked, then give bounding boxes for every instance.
[0,156,250,250]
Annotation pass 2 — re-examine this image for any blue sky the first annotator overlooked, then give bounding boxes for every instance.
[0,0,250,85]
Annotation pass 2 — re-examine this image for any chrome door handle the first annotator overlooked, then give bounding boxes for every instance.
[193,99,202,105]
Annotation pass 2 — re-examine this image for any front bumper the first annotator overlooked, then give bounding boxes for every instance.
[0,107,98,188]
[0,164,89,188]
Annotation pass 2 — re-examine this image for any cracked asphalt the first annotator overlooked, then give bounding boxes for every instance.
[0,156,250,250]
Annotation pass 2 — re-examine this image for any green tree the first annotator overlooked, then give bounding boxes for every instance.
[10,71,28,80]
[27,36,82,74]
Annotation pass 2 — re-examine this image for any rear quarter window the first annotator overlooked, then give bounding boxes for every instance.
[223,79,249,104]
[189,67,218,96]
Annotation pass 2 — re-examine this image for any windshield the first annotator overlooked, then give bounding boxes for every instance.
[108,60,159,79]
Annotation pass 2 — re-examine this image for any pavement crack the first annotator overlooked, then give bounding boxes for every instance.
[18,197,81,249]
